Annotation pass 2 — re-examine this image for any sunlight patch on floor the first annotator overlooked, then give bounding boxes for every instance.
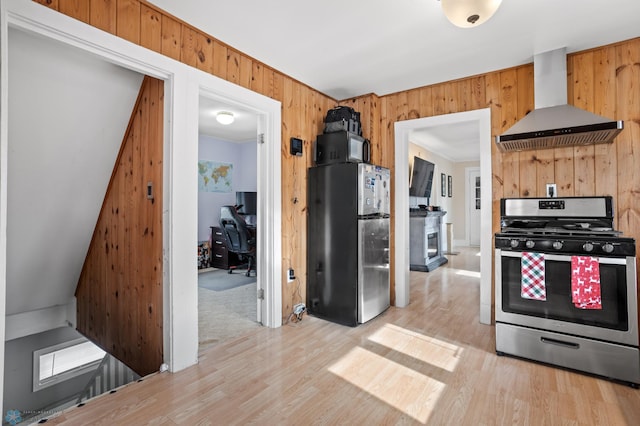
[455,269,481,279]
[328,346,445,423]
[367,323,462,372]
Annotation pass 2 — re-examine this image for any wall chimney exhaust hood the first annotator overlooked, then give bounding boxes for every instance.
[496,48,623,152]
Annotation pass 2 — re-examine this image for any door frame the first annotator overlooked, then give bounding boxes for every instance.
[465,166,481,247]
[394,109,492,324]
[0,0,282,398]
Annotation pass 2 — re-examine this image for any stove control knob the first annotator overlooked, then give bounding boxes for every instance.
[510,239,519,248]
[552,241,563,250]
[525,240,535,249]
[583,242,594,252]
[602,243,615,254]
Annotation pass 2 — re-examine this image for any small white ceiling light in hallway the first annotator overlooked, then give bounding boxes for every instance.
[216,111,235,125]
[440,0,502,27]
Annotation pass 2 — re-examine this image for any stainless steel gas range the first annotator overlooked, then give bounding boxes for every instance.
[494,196,639,387]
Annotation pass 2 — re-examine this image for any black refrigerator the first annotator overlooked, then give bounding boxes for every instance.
[307,162,391,326]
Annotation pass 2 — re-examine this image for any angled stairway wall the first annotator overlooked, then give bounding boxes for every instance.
[75,76,164,377]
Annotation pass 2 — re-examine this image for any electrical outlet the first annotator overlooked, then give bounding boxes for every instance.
[546,183,557,198]
[287,268,295,282]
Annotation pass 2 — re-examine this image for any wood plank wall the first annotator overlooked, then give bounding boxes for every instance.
[35,0,639,325]
[75,76,164,376]
[32,0,337,324]
[376,39,640,308]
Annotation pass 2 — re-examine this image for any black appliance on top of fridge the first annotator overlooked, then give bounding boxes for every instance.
[307,162,391,326]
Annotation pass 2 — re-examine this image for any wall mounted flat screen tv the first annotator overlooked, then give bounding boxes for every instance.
[409,156,435,198]
[236,191,257,215]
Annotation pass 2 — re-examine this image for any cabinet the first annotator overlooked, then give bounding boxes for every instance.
[209,226,237,269]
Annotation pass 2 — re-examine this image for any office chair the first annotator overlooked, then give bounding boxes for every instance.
[219,205,256,277]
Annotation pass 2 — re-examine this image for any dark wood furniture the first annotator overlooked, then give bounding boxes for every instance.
[209,226,237,269]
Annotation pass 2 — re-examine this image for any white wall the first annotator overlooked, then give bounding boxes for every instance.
[452,160,480,243]
[197,135,257,242]
[409,143,454,250]
[6,28,142,323]
[409,143,480,246]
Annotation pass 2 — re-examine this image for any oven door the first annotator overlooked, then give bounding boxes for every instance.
[495,249,638,346]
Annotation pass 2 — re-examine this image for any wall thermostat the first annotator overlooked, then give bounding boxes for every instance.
[290,137,303,156]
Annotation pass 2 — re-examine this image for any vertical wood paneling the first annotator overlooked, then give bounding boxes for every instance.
[516,66,536,197]
[90,0,117,34]
[250,62,264,94]
[160,15,181,61]
[407,90,420,120]
[140,5,161,53]
[33,0,58,9]
[594,46,618,198]
[535,149,555,198]
[212,40,228,80]
[554,148,575,196]
[418,86,434,117]
[116,0,140,44]
[499,69,520,197]
[180,27,200,68]
[615,43,640,238]
[181,28,214,73]
[571,52,596,196]
[226,50,241,85]
[58,0,89,23]
[432,85,446,116]
[238,55,253,90]
[76,77,163,376]
[469,76,486,111]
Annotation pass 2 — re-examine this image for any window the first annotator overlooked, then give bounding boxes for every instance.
[33,338,105,391]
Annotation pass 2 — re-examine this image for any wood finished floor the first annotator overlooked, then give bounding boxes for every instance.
[46,247,640,425]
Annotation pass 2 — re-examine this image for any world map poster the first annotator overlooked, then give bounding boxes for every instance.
[198,160,233,192]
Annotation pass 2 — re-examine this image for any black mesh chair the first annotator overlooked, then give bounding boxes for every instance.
[219,205,256,276]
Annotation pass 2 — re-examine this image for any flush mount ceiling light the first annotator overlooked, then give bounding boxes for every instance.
[216,111,235,125]
[440,0,502,28]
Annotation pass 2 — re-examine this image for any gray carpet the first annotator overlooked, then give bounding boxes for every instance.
[198,282,259,352]
[198,268,256,291]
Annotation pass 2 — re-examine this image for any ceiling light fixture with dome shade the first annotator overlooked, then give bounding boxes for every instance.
[216,111,235,125]
[440,0,503,28]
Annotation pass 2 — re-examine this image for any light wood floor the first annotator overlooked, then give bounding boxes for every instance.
[46,247,640,425]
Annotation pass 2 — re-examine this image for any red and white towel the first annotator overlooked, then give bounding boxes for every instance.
[521,252,546,301]
[571,256,602,310]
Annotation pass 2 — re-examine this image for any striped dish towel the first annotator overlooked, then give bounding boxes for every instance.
[521,252,546,301]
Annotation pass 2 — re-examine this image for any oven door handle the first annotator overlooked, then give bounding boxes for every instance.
[540,336,580,349]
[498,250,629,265]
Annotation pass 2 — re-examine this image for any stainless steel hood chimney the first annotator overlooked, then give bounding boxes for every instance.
[496,48,623,152]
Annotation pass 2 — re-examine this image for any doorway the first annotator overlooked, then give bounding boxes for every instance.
[1,0,282,385]
[197,97,261,351]
[394,109,492,324]
[466,167,481,247]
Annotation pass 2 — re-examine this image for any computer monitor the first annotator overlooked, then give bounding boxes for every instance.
[235,191,257,215]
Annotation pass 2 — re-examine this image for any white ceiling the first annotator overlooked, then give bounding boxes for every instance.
[148,0,640,100]
[411,121,480,163]
[199,96,257,142]
[151,0,640,161]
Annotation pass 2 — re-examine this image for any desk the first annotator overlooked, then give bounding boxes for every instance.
[210,226,238,269]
